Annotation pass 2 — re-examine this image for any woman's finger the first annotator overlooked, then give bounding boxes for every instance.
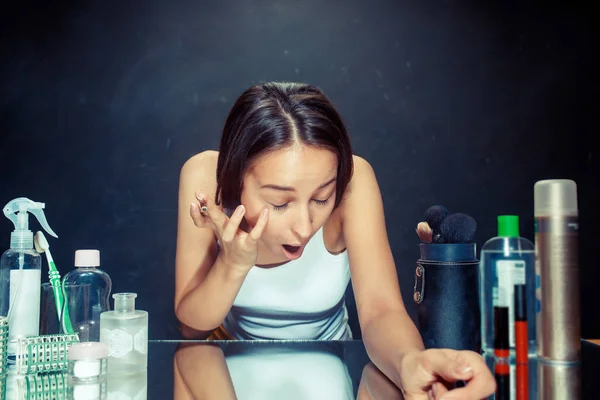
[431,382,449,399]
[435,350,496,399]
[196,191,228,236]
[190,202,209,227]
[248,208,269,241]
[221,205,245,243]
[419,349,468,384]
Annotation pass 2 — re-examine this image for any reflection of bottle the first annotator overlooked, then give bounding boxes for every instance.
[0,198,58,358]
[107,370,147,400]
[100,293,148,374]
[63,250,112,342]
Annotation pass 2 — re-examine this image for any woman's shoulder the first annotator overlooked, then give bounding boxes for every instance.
[348,155,377,191]
[179,150,219,191]
[338,155,378,209]
[351,154,373,175]
[180,150,219,180]
[181,150,219,173]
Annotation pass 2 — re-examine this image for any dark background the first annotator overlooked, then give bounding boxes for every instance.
[0,1,597,340]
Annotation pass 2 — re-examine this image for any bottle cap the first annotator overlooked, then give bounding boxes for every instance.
[497,215,519,237]
[534,179,578,217]
[3,197,58,249]
[68,342,109,360]
[494,306,509,352]
[514,284,527,321]
[75,250,100,267]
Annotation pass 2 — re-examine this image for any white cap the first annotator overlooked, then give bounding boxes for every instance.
[534,179,578,217]
[68,342,109,361]
[75,250,100,267]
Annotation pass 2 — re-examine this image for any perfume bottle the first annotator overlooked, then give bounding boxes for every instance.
[99,293,148,374]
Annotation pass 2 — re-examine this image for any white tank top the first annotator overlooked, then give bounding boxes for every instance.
[222,226,352,340]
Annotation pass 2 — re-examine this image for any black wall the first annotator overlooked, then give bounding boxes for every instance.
[1,1,597,340]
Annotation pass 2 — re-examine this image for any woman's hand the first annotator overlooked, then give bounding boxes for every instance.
[397,349,496,400]
[190,191,269,275]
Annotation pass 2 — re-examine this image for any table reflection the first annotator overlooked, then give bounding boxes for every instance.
[484,353,582,400]
[1,365,147,399]
[173,341,405,400]
[0,339,594,399]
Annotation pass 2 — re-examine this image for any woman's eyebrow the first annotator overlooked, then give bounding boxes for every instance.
[260,177,337,192]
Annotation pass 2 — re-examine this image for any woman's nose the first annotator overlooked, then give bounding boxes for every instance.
[291,207,312,241]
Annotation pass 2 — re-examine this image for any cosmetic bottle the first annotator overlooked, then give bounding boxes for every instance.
[0,198,57,358]
[534,179,580,362]
[479,215,536,358]
[100,293,148,374]
[62,250,112,341]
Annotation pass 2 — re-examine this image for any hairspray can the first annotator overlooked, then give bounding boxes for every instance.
[534,179,580,362]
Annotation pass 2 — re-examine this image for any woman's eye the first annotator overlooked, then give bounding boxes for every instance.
[271,197,330,211]
[272,203,289,211]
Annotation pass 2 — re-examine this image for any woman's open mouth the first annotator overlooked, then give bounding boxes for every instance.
[282,244,304,260]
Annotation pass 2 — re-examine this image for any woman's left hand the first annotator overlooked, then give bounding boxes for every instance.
[398,349,496,400]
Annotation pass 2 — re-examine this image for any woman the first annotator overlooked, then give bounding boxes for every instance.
[175,82,495,399]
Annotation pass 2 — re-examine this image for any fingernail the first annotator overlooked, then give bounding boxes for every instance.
[439,396,457,400]
[261,208,269,219]
[235,205,245,216]
[455,363,473,375]
[195,191,204,201]
[432,382,438,397]
[427,389,434,400]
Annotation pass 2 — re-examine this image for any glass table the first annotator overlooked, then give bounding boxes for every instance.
[1,339,598,399]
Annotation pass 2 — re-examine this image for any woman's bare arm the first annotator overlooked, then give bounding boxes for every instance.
[341,156,424,388]
[174,151,246,336]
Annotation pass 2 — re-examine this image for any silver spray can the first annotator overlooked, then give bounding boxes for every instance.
[534,179,580,362]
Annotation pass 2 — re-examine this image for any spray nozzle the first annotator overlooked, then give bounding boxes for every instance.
[3,197,58,249]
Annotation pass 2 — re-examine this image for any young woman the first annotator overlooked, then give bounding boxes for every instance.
[175,82,495,399]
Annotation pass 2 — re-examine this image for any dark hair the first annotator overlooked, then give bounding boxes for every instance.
[215,82,354,210]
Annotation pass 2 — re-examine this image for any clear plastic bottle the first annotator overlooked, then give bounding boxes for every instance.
[479,215,536,358]
[0,198,58,358]
[100,293,148,375]
[62,250,112,342]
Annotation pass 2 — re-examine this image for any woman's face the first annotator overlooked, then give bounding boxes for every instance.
[240,145,338,262]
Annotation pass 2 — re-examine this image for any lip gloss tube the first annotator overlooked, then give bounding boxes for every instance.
[494,306,509,359]
[515,284,529,399]
[515,284,528,363]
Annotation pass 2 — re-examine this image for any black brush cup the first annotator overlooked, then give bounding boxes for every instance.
[414,243,481,353]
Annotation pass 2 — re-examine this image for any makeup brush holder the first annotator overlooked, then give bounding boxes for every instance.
[413,243,481,353]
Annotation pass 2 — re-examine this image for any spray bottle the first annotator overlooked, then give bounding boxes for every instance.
[0,197,58,357]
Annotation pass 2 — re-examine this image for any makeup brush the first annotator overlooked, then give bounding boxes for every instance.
[424,205,450,243]
[439,213,477,244]
[416,222,433,243]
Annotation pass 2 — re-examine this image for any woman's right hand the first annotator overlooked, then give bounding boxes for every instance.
[190,192,269,274]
